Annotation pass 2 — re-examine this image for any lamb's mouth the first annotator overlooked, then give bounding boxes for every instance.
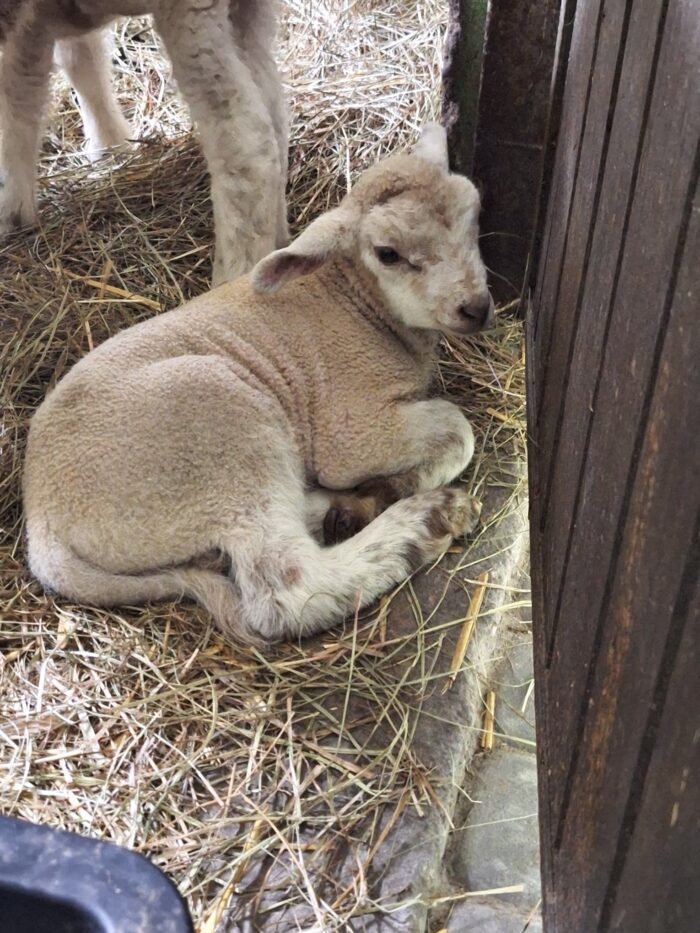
[439,316,491,337]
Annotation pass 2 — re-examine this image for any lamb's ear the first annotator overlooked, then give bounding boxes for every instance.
[252,206,355,293]
[412,122,449,170]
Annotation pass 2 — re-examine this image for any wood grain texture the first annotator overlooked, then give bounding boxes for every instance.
[535,0,629,493]
[539,0,668,663]
[442,0,562,303]
[606,562,700,931]
[555,154,699,929]
[532,0,603,402]
[529,0,700,928]
[470,0,562,301]
[547,0,700,832]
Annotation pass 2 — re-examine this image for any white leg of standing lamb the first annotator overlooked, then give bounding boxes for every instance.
[229,0,289,247]
[0,19,53,234]
[155,0,281,284]
[54,30,131,161]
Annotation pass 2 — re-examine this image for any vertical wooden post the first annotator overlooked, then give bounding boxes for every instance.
[442,0,489,176]
[443,0,563,303]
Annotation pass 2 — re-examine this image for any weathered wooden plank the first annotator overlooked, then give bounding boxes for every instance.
[539,0,667,663]
[526,318,557,927]
[528,0,700,928]
[442,0,488,177]
[529,0,604,691]
[525,12,579,917]
[607,566,700,931]
[528,0,579,300]
[544,0,700,838]
[470,0,562,302]
[532,0,603,408]
[553,156,700,928]
[535,0,629,499]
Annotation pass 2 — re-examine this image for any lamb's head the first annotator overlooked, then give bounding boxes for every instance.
[252,124,494,336]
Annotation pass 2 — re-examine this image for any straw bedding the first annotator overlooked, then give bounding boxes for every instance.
[0,2,526,928]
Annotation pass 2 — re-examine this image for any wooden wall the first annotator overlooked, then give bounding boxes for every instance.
[443,0,563,303]
[527,0,700,928]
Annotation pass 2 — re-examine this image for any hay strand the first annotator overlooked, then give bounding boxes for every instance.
[481,690,497,751]
[443,570,489,692]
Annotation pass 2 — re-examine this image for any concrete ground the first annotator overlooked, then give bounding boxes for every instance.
[436,628,541,933]
[351,483,542,932]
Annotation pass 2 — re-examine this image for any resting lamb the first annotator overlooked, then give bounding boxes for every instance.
[23,124,494,644]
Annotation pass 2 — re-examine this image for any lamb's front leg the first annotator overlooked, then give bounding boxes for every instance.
[320,399,477,544]
[0,22,54,235]
[155,0,281,284]
[394,398,476,493]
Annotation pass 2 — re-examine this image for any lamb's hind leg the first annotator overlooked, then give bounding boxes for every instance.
[54,30,131,161]
[155,0,280,284]
[229,486,482,643]
[0,17,54,234]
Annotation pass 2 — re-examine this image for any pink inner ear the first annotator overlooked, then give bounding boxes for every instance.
[257,251,325,291]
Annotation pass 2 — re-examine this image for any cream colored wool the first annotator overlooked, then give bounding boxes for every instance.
[23,125,492,643]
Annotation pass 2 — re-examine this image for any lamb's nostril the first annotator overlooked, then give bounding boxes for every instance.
[457,294,493,328]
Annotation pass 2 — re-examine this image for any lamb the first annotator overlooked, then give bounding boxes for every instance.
[0,0,288,283]
[23,124,494,645]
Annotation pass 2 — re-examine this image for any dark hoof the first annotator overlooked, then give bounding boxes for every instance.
[323,506,364,546]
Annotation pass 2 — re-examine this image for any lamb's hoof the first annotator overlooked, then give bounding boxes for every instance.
[322,492,386,545]
[0,192,37,238]
[324,506,359,545]
[84,122,132,163]
[84,141,127,165]
[428,487,482,540]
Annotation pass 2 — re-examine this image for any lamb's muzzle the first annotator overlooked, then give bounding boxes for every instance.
[23,123,489,644]
[455,293,496,334]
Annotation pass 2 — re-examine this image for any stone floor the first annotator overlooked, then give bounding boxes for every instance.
[355,488,542,933]
[355,486,542,933]
[437,629,541,932]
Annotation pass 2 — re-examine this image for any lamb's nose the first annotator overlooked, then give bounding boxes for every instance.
[457,294,494,329]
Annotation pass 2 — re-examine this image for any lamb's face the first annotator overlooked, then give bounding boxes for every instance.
[354,166,494,336]
[251,124,495,338]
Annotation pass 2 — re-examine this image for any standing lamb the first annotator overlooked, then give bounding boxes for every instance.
[23,124,494,644]
[0,0,288,282]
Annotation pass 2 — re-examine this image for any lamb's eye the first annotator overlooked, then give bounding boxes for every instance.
[375,247,401,266]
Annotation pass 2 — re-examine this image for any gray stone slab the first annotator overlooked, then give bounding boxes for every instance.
[492,639,536,749]
[449,749,540,911]
[446,898,542,932]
